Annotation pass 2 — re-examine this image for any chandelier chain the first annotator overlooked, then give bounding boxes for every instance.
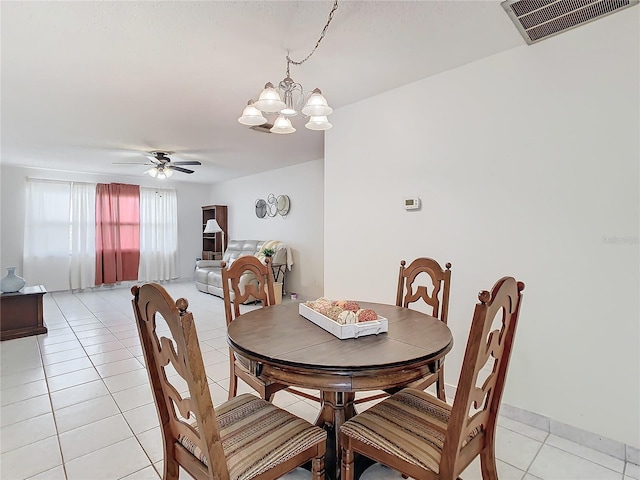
[285,0,339,77]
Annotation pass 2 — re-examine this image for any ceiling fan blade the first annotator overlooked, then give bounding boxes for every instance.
[143,153,165,163]
[171,161,201,166]
[167,166,194,174]
[112,161,154,165]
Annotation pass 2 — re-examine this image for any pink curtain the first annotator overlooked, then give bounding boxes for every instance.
[95,183,140,285]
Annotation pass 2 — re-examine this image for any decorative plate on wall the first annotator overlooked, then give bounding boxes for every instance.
[277,195,290,216]
[255,199,267,218]
[255,194,290,218]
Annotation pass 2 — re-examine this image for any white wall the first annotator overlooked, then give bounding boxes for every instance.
[325,11,639,447]
[0,165,210,287]
[209,159,324,299]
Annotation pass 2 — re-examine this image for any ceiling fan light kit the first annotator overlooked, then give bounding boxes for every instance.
[146,166,174,179]
[114,150,202,179]
[238,0,339,134]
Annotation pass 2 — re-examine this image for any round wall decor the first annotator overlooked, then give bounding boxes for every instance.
[255,199,267,218]
[277,195,290,216]
[255,194,290,218]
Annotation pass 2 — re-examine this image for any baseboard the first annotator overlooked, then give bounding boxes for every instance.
[444,383,638,464]
[499,402,550,432]
[67,277,190,294]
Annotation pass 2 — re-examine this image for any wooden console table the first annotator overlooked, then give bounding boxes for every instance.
[1,285,47,341]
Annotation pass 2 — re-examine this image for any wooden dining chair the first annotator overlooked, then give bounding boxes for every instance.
[394,257,452,400]
[340,276,525,480]
[131,283,327,480]
[355,257,452,407]
[222,256,322,403]
[221,255,289,401]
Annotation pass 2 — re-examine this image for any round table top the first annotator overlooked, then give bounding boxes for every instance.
[227,301,453,386]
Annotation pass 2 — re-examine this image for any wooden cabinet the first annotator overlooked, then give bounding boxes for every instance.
[1,285,48,341]
[202,205,228,260]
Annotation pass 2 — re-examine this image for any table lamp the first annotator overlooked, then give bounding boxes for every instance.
[203,219,225,258]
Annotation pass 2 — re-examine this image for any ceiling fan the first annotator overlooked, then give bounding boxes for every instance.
[113,151,202,178]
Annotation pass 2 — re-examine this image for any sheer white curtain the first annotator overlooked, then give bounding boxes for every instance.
[69,182,96,290]
[139,187,178,281]
[24,179,97,291]
[23,180,73,291]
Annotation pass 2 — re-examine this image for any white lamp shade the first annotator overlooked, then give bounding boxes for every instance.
[155,168,173,179]
[305,115,332,131]
[301,89,333,116]
[270,115,296,134]
[203,219,222,234]
[254,83,286,113]
[280,106,298,116]
[238,103,268,126]
[147,167,173,179]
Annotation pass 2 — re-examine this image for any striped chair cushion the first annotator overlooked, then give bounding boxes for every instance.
[179,393,326,480]
[340,388,479,474]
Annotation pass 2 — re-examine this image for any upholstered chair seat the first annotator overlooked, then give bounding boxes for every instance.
[179,394,327,480]
[341,388,479,474]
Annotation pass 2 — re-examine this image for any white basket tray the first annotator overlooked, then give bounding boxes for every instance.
[299,303,388,339]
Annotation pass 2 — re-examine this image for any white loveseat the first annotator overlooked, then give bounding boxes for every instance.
[195,240,289,301]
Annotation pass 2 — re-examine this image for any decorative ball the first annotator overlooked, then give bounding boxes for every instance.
[338,310,357,325]
[356,309,378,322]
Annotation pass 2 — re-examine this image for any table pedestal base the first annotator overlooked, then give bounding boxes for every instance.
[313,391,356,480]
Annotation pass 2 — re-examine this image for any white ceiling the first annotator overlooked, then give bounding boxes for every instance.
[1,1,524,184]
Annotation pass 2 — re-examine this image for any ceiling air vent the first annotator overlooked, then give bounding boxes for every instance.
[250,123,274,134]
[501,0,639,45]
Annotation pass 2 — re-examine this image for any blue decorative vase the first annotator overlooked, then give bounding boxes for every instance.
[1,267,26,293]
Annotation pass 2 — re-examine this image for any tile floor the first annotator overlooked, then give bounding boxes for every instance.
[0,282,637,480]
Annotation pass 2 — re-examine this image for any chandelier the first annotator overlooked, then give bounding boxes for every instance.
[238,1,339,134]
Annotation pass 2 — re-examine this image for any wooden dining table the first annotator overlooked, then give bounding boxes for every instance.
[226,301,454,480]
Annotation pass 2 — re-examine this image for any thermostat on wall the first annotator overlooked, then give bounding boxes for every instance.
[404,197,421,210]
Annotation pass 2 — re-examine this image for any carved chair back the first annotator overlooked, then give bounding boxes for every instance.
[221,256,276,326]
[440,277,525,477]
[396,257,452,323]
[221,256,288,401]
[131,283,229,480]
